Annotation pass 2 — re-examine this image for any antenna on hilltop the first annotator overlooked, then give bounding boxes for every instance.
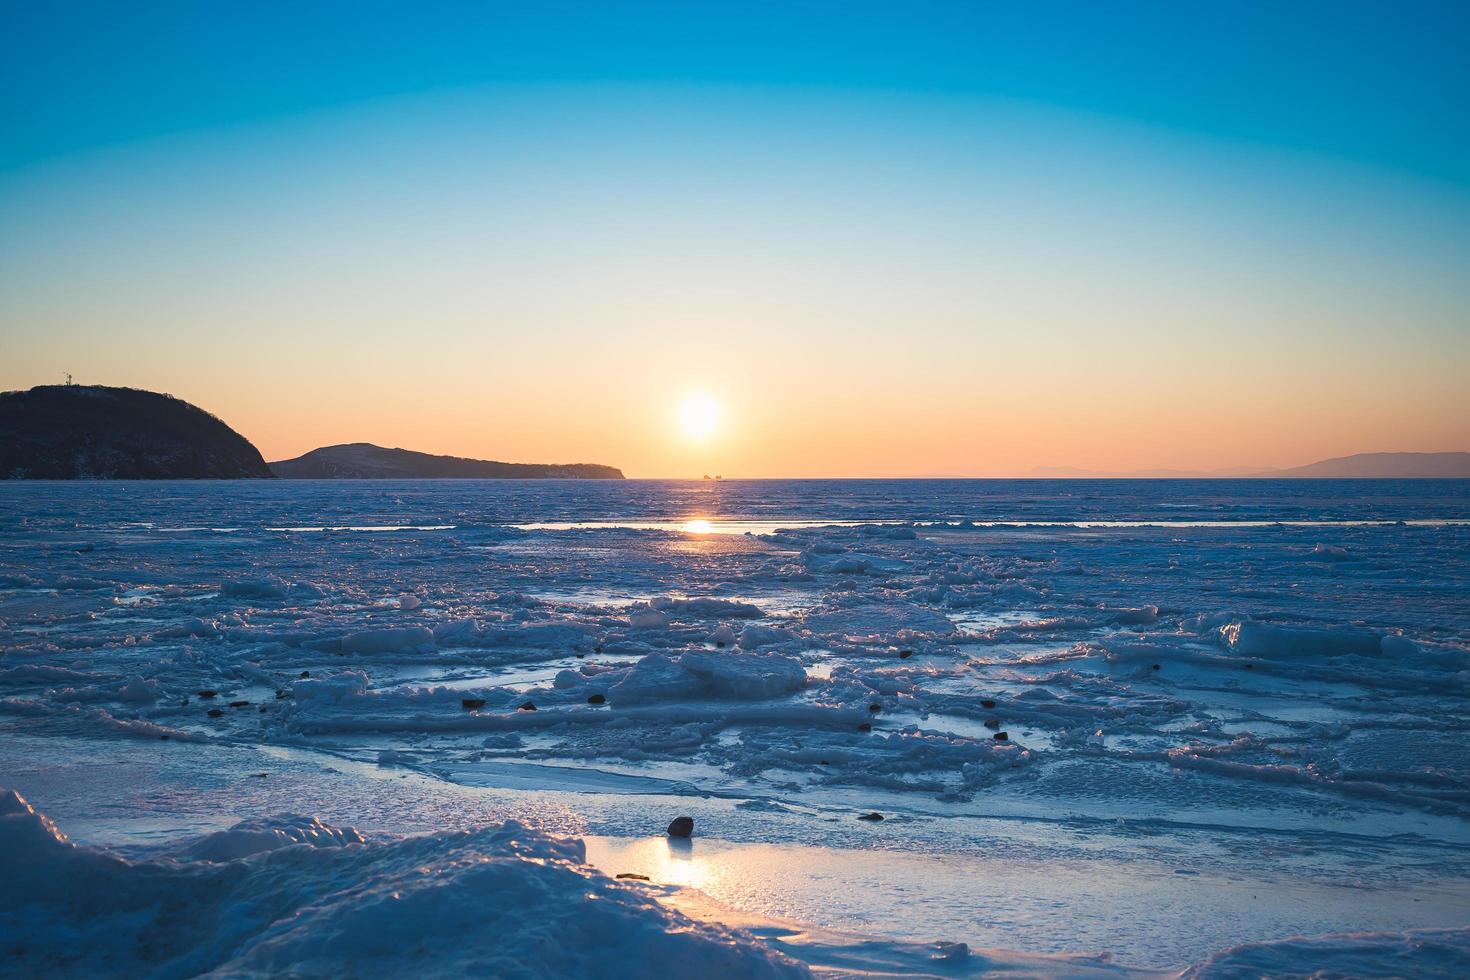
[65,373,74,385]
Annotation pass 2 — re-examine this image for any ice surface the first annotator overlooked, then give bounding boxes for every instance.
[2,478,1469,975]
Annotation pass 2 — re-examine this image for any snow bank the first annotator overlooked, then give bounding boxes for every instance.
[0,789,807,979]
[183,814,367,862]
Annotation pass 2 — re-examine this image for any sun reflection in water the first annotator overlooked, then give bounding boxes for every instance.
[613,836,712,890]
[681,518,715,534]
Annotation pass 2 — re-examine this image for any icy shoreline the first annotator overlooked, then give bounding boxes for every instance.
[6,787,1469,978]
[3,479,1469,975]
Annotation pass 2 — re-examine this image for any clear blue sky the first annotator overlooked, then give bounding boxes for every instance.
[3,1,1468,474]
[7,1,1467,180]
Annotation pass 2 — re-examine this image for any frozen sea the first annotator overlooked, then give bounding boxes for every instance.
[3,478,1470,977]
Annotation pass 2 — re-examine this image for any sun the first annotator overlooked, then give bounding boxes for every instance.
[677,391,721,442]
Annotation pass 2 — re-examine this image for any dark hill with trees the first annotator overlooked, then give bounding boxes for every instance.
[269,443,624,479]
[0,385,273,479]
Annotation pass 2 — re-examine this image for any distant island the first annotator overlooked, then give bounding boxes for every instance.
[0,385,272,479]
[270,443,624,480]
[1026,452,1470,479]
[0,385,624,481]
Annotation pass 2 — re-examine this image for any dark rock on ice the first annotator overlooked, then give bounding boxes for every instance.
[667,816,694,838]
[587,694,606,704]
[993,732,1009,741]
[207,708,224,718]
[857,812,884,821]
[980,699,996,709]
[519,701,537,711]
[197,691,217,698]
[461,698,486,710]
[983,718,999,730]
[616,873,650,881]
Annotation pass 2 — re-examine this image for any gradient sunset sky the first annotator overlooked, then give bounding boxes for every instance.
[3,2,1468,477]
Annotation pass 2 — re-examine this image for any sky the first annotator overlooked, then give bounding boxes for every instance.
[2,1,1468,477]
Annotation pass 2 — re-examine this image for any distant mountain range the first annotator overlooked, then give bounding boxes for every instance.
[270,443,624,480]
[1026,452,1470,479]
[1263,452,1470,478]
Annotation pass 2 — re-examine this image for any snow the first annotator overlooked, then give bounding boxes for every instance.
[340,626,436,654]
[2,478,1469,975]
[1189,927,1470,979]
[0,789,806,978]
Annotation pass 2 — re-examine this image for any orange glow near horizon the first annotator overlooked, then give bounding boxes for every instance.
[2,87,1466,477]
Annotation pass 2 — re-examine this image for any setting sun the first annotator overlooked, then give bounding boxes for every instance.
[677,391,721,442]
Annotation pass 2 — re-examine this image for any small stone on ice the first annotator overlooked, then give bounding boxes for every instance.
[667,816,694,838]
[616,873,650,881]
[587,694,606,704]
[993,731,1009,741]
[519,701,537,711]
[857,812,884,821]
[461,698,486,710]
